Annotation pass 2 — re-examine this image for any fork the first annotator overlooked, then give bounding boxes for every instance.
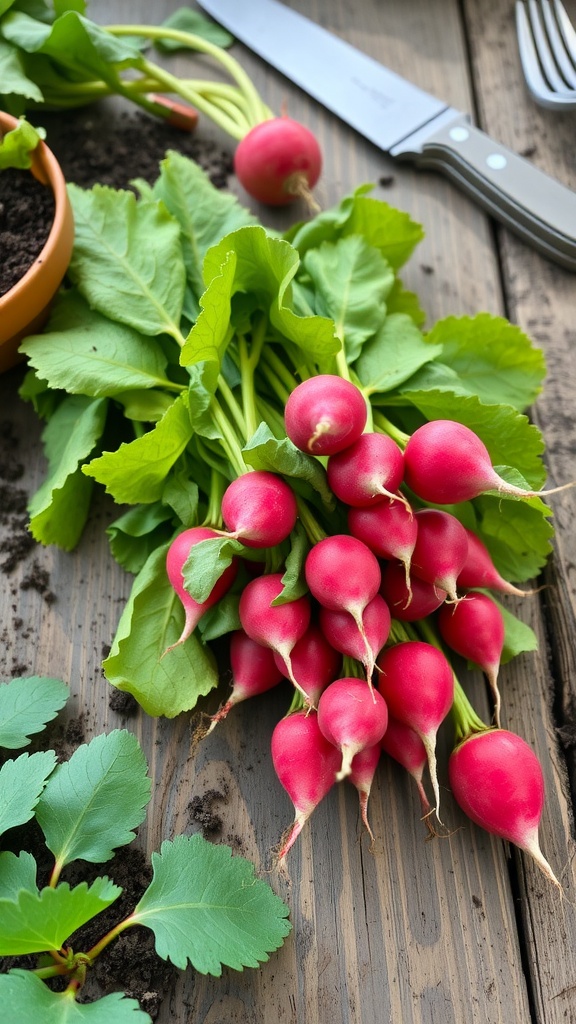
[516,0,576,108]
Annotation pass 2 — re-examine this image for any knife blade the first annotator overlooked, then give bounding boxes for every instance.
[196,0,576,271]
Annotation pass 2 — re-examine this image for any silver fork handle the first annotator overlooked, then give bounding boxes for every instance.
[391,111,576,271]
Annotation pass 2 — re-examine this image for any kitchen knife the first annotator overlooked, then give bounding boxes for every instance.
[196,0,576,271]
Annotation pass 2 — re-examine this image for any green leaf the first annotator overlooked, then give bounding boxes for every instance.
[243,422,334,506]
[162,471,199,527]
[0,852,38,900]
[180,250,236,377]
[303,236,393,361]
[0,877,121,955]
[424,314,546,411]
[67,184,186,341]
[27,395,107,550]
[83,391,193,504]
[132,833,291,974]
[19,290,174,397]
[0,751,56,837]
[197,593,241,642]
[0,972,151,1023]
[355,313,441,394]
[158,7,234,48]
[0,39,45,108]
[0,115,44,169]
[0,676,68,749]
[346,194,425,270]
[385,279,426,326]
[35,730,151,869]
[107,503,175,574]
[103,543,219,717]
[473,493,554,581]
[274,522,309,603]
[182,535,245,604]
[488,595,539,665]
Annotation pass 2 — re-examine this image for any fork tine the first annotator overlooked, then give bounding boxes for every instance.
[541,0,576,87]
[515,0,576,108]
[553,0,576,73]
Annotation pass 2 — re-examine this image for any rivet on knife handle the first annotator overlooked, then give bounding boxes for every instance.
[391,113,576,270]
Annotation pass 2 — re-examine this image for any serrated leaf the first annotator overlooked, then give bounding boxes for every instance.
[67,184,186,340]
[106,503,175,574]
[0,751,56,837]
[0,876,121,955]
[0,677,68,749]
[103,543,219,717]
[273,522,309,603]
[485,594,539,665]
[0,971,151,1023]
[35,731,151,869]
[473,493,554,581]
[182,535,245,604]
[0,851,38,899]
[132,834,291,974]
[242,422,334,506]
[355,313,441,394]
[83,391,193,504]
[19,290,174,397]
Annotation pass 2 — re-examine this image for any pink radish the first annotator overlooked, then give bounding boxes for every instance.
[234,116,322,206]
[448,728,560,887]
[273,621,342,707]
[348,497,418,595]
[326,432,407,508]
[404,419,571,503]
[238,573,311,701]
[318,593,391,683]
[271,709,341,864]
[380,560,447,621]
[438,593,506,726]
[165,526,238,652]
[377,641,454,820]
[380,716,433,828]
[204,630,284,735]
[284,375,367,456]
[221,470,298,549]
[348,744,382,844]
[317,677,388,781]
[410,508,469,603]
[458,527,542,597]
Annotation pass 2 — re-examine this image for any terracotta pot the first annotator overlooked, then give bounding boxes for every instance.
[0,111,74,373]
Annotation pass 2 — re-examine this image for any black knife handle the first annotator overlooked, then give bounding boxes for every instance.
[391,112,576,271]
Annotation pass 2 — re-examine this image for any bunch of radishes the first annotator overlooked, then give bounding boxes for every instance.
[166,373,560,887]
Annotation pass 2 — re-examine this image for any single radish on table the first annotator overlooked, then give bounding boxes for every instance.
[284,375,367,456]
[348,497,418,595]
[348,743,382,844]
[221,470,298,548]
[165,526,238,653]
[377,641,454,821]
[404,419,573,503]
[326,432,407,508]
[202,630,284,736]
[410,508,469,604]
[449,728,560,887]
[318,593,391,684]
[438,592,506,726]
[317,677,389,781]
[239,573,311,701]
[234,116,322,206]
[380,716,434,831]
[271,709,341,865]
[379,560,447,621]
[273,621,342,708]
[458,527,542,597]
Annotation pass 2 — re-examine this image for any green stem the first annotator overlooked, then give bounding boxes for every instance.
[84,915,137,963]
[239,316,267,439]
[260,345,299,396]
[210,398,247,478]
[33,963,71,979]
[217,374,246,438]
[335,345,352,381]
[136,55,247,139]
[372,409,411,448]
[296,497,327,545]
[203,467,226,527]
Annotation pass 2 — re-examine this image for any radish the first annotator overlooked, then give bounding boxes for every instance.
[317,677,389,781]
[165,526,238,652]
[448,728,560,887]
[305,534,382,680]
[203,630,284,735]
[238,573,312,701]
[234,116,322,207]
[404,419,572,503]
[271,709,341,864]
[458,527,542,597]
[348,497,418,595]
[380,716,433,827]
[410,508,469,603]
[284,375,367,456]
[380,560,447,621]
[318,593,391,683]
[221,470,298,549]
[273,621,342,707]
[377,641,454,820]
[326,432,407,508]
[438,593,506,726]
[348,744,382,844]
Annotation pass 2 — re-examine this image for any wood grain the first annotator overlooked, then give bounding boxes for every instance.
[2,0,576,1021]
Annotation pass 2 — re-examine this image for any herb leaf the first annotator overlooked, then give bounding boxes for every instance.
[0,877,122,955]
[132,834,291,974]
[35,730,151,869]
[0,970,152,1021]
[355,313,442,395]
[0,751,56,837]
[0,676,68,749]
[0,851,38,899]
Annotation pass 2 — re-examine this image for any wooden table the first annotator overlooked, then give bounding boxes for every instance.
[2,1,576,1021]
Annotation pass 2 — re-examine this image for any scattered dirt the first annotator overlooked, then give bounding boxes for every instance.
[188,788,227,837]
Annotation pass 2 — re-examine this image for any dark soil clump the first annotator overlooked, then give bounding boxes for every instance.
[0,168,56,296]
